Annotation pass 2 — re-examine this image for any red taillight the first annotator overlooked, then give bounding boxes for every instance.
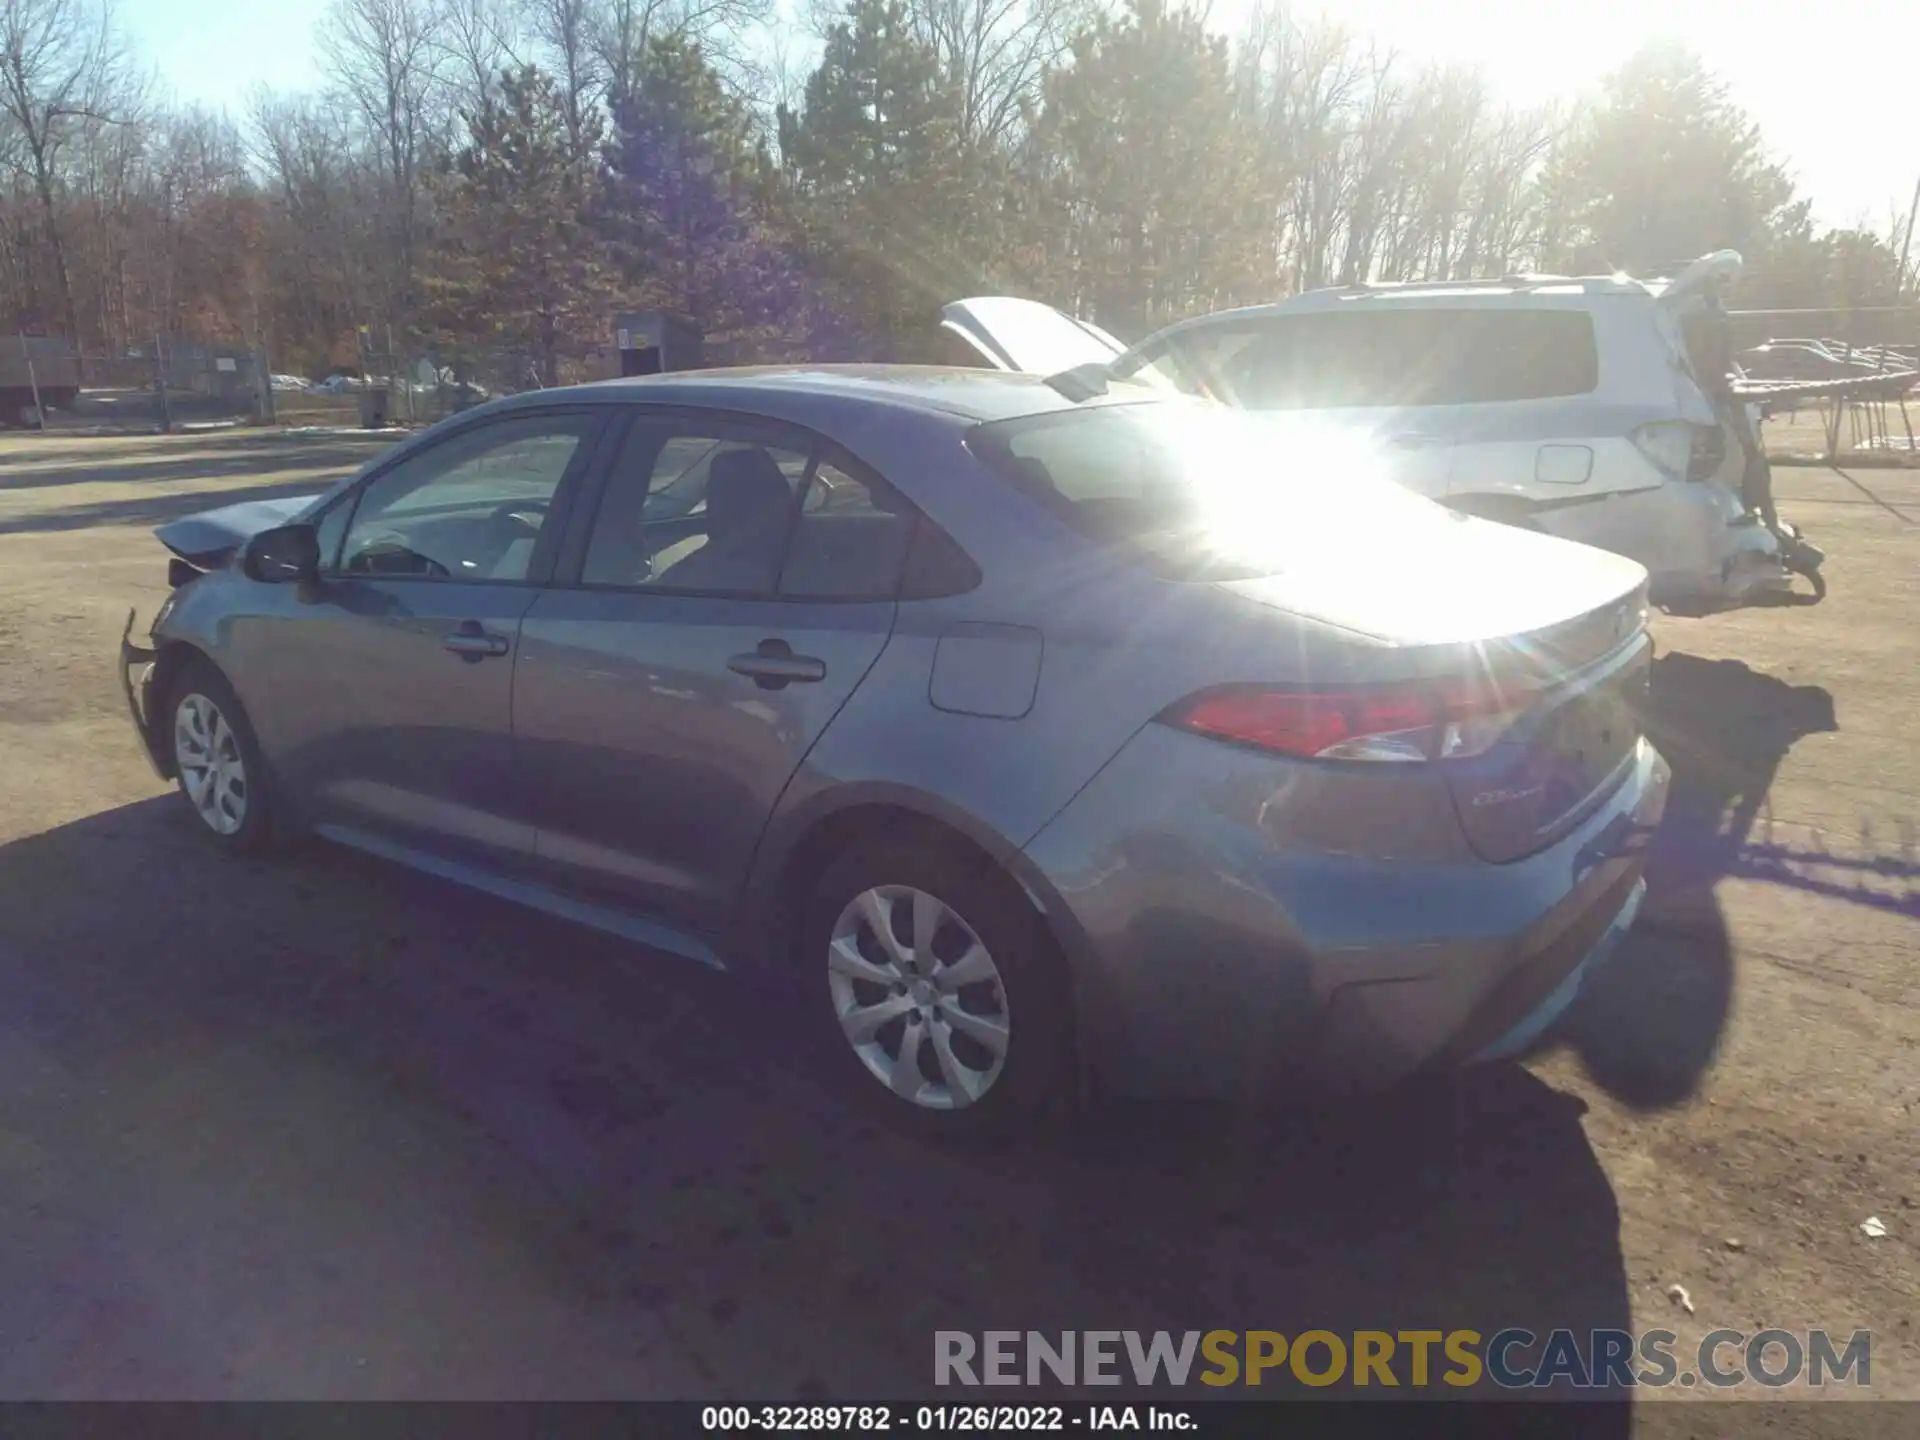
[1165,680,1536,762]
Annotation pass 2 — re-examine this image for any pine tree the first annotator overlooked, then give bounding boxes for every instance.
[428,66,609,386]
[778,0,989,359]
[603,33,804,361]
[1026,0,1267,337]
[1540,43,1796,274]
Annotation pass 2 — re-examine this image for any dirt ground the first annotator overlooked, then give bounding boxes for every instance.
[0,429,1913,1410]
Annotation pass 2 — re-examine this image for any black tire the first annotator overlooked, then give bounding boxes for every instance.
[162,660,282,855]
[800,836,1076,1141]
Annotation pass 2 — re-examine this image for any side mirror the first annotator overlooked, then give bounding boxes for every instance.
[244,522,321,584]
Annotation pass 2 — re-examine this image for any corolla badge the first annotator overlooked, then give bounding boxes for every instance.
[1471,782,1547,808]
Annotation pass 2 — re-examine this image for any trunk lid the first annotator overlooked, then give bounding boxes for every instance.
[1219,509,1651,863]
[1438,624,1651,863]
[942,297,1131,376]
[1215,494,1647,648]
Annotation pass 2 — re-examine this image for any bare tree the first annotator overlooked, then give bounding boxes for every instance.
[595,0,681,110]
[0,0,134,348]
[590,0,774,117]
[904,0,1085,147]
[1233,5,1557,293]
[249,87,402,369]
[441,0,525,113]
[524,0,599,146]
[1235,7,1366,292]
[320,0,450,344]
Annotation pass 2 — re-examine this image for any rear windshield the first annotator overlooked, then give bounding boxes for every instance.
[1139,307,1600,410]
[966,401,1441,579]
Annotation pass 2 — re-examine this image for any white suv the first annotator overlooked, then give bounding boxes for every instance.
[947,253,1791,607]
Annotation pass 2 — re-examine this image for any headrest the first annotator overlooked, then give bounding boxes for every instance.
[708,448,790,532]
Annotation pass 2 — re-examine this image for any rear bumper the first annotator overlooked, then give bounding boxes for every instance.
[118,608,170,779]
[1023,726,1670,1101]
[1537,477,1776,606]
[1467,874,1644,1063]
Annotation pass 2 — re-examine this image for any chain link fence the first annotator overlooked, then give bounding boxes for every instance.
[7,332,615,434]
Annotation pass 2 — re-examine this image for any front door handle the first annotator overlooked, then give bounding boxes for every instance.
[1390,432,1440,449]
[443,622,510,659]
[728,639,826,689]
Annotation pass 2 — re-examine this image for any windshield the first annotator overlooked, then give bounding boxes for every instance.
[967,401,1445,579]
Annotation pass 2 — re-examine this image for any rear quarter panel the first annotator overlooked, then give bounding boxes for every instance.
[724,413,1380,979]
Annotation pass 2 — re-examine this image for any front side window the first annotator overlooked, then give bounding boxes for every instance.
[313,495,353,571]
[338,413,597,581]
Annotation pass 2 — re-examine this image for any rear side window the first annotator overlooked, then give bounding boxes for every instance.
[1456,310,1599,403]
[779,456,915,600]
[1167,308,1599,410]
[579,415,923,601]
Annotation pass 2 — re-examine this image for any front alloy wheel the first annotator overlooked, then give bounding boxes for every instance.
[827,885,1012,1111]
[173,691,249,836]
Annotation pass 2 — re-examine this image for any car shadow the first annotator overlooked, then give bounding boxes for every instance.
[0,438,386,494]
[0,478,346,538]
[1561,651,1837,1109]
[0,796,1629,1414]
[9,432,383,466]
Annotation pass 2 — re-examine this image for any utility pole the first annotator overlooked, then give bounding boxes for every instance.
[1900,173,1920,300]
[17,332,45,429]
[250,286,276,426]
[153,332,173,433]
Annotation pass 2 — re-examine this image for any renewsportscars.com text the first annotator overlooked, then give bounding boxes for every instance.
[934,1329,1872,1390]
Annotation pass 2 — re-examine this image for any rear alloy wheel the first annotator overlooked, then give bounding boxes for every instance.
[827,885,1012,1111]
[804,839,1073,1138]
[167,664,280,853]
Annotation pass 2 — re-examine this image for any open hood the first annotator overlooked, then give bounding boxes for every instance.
[941,297,1131,376]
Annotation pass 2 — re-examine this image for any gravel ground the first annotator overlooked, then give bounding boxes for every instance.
[0,430,1913,1410]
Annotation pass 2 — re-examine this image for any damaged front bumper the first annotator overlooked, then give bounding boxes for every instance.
[118,607,171,779]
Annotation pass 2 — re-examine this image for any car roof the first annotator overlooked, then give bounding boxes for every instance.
[1283,274,1656,307]
[507,364,1124,426]
[1131,276,1658,348]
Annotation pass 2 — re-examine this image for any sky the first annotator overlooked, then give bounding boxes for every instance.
[126,0,1917,232]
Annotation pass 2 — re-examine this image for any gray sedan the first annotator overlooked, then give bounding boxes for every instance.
[120,366,1668,1137]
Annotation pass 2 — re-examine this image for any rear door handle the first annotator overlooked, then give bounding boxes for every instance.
[728,639,826,689]
[443,622,510,659]
[1391,432,1441,448]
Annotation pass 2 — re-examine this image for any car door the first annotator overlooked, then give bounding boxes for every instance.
[237,408,608,866]
[511,411,915,937]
